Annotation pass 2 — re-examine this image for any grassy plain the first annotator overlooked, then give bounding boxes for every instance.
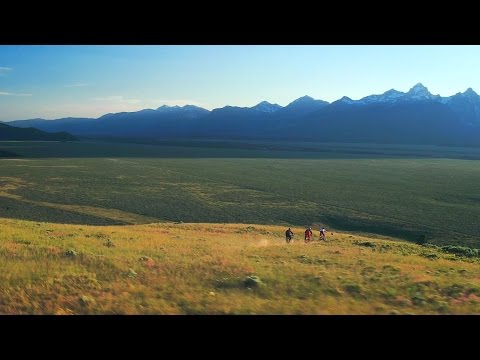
[1,140,480,246]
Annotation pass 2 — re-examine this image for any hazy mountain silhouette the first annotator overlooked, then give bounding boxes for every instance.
[251,101,282,113]
[0,122,77,141]
[7,84,480,146]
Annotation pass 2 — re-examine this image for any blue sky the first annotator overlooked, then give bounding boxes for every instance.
[1,45,480,121]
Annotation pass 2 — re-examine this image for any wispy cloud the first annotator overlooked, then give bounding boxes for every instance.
[0,91,32,96]
[93,95,123,101]
[0,67,12,76]
[65,83,89,88]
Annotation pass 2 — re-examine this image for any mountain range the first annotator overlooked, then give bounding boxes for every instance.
[0,122,77,142]
[6,83,480,146]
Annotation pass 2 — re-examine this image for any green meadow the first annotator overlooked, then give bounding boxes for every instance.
[0,141,479,247]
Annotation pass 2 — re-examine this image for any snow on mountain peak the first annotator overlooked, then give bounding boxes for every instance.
[409,83,429,94]
[383,89,404,98]
[358,89,404,104]
[156,105,208,113]
[405,83,436,100]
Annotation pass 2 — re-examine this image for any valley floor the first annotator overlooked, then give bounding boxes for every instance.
[1,218,480,314]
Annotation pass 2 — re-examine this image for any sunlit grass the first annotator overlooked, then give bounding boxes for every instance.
[1,218,480,314]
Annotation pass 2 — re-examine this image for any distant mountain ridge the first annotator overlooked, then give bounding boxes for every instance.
[251,101,282,113]
[7,84,480,146]
[0,122,77,141]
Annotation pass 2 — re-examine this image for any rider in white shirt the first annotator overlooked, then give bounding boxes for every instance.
[320,226,326,240]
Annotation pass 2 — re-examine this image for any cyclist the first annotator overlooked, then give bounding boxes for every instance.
[304,227,313,243]
[320,226,327,241]
[285,228,294,243]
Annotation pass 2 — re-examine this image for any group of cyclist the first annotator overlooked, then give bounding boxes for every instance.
[285,226,327,244]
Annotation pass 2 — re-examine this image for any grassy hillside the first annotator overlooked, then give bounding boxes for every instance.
[1,218,480,314]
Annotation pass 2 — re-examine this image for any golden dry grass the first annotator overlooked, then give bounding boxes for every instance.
[1,218,480,314]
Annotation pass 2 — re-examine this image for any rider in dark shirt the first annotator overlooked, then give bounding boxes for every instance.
[285,228,294,243]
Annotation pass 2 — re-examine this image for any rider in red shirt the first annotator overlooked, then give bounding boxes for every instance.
[304,227,313,243]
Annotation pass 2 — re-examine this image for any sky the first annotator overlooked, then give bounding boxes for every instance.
[1,45,480,121]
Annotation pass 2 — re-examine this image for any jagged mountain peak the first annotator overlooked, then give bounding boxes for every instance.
[157,105,181,111]
[251,101,282,113]
[463,87,478,97]
[156,104,209,113]
[403,82,439,101]
[358,89,405,104]
[338,96,355,104]
[384,89,403,95]
[408,82,430,94]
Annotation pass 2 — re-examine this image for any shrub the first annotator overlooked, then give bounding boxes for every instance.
[441,245,480,258]
[344,284,363,297]
[420,253,438,260]
[244,276,263,288]
[423,243,440,250]
[416,234,427,245]
[65,249,78,257]
[13,239,32,245]
[79,295,96,307]
[355,241,376,248]
[105,239,115,247]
